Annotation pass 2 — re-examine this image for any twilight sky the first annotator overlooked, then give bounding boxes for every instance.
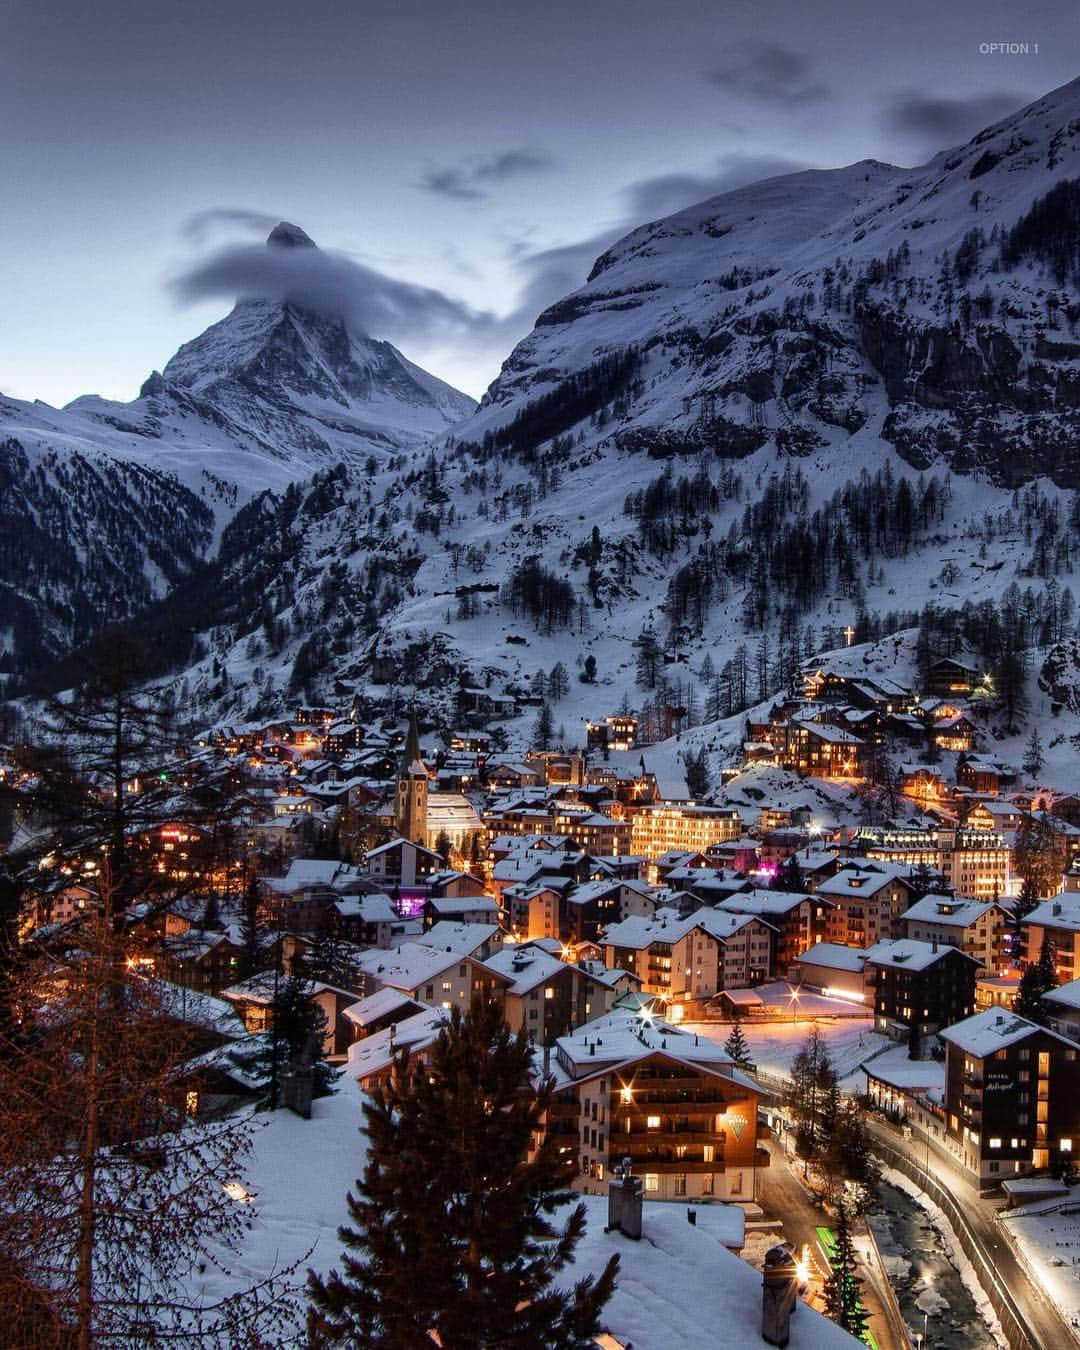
[1,0,1075,406]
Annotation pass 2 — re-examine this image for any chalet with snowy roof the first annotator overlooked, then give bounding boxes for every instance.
[562,876,658,945]
[931,713,978,753]
[801,666,913,713]
[585,713,638,753]
[900,893,1010,974]
[900,765,951,809]
[601,909,775,1013]
[364,836,443,890]
[341,987,426,1041]
[864,938,979,1041]
[653,848,708,879]
[957,756,1014,796]
[942,1009,1080,1185]
[353,942,511,1011]
[332,892,402,948]
[422,920,504,961]
[780,719,863,778]
[221,972,363,1058]
[815,863,917,947]
[925,656,980,698]
[423,892,500,927]
[504,883,564,942]
[482,944,612,1044]
[1040,980,1080,1042]
[347,1006,450,1090]
[594,854,648,881]
[160,927,247,995]
[716,888,836,978]
[791,943,869,1002]
[544,1009,766,1201]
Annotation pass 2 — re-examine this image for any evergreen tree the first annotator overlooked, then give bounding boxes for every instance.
[264,975,338,1106]
[724,1023,756,1073]
[1015,939,1058,1024]
[683,746,710,798]
[787,1028,837,1162]
[307,1001,618,1347]
[533,702,555,752]
[773,855,806,893]
[1023,727,1046,778]
[823,1200,869,1340]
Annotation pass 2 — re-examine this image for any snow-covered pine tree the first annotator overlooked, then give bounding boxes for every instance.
[723,1023,756,1073]
[307,1000,618,1347]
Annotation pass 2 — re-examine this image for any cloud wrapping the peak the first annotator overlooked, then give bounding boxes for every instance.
[707,41,828,106]
[171,240,495,347]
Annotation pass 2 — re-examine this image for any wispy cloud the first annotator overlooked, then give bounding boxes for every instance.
[420,147,555,201]
[881,88,1029,147]
[706,41,828,107]
[182,207,284,245]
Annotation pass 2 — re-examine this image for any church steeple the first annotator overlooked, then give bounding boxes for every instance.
[394,710,429,846]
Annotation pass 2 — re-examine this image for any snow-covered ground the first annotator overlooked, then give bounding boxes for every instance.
[687,1012,889,1091]
[178,1073,862,1347]
[999,1188,1080,1339]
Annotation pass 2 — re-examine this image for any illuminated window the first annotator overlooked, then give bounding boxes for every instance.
[989,1137,1002,1149]
[703,1144,715,1162]
[644,1174,658,1193]
[1062,1139,1074,1152]
[647,1115,661,1130]
[545,987,555,1000]
[620,1085,633,1105]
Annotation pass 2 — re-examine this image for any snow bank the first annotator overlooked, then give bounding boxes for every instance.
[880,1166,1007,1347]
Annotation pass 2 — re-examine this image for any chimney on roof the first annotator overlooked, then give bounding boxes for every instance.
[762,1245,799,1346]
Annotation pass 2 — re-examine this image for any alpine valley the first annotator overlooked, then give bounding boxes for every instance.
[6,78,1080,787]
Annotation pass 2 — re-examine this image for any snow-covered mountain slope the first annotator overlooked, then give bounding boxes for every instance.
[8,84,1080,780]
[0,224,475,686]
[465,77,1080,487]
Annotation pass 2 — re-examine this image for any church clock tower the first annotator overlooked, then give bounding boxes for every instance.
[394,711,429,847]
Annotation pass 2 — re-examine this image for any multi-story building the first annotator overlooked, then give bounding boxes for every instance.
[1023,892,1080,985]
[483,944,611,1044]
[941,829,1011,900]
[550,808,633,858]
[815,863,917,947]
[865,939,979,1040]
[546,1010,765,1201]
[716,888,835,978]
[353,942,511,1010]
[941,1009,1080,1184]
[629,803,742,861]
[900,894,1011,974]
[780,720,864,778]
[561,877,657,945]
[601,909,774,1012]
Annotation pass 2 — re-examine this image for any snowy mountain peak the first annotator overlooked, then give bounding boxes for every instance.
[467,74,1080,487]
[266,220,317,250]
